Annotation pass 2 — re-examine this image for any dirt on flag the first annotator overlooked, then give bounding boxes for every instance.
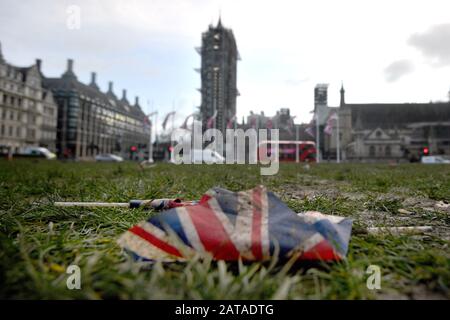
[118,186,353,263]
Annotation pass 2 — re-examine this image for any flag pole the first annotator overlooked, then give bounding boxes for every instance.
[295,122,299,163]
[336,111,340,163]
[315,108,320,163]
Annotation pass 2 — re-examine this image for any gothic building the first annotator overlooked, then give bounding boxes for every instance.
[197,18,239,133]
[42,59,150,159]
[323,85,450,161]
[0,44,58,153]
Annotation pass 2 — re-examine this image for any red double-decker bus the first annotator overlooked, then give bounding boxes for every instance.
[258,140,316,162]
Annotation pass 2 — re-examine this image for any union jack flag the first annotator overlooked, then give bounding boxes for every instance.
[118,186,352,262]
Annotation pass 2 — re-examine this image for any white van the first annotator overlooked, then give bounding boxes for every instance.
[171,149,225,164]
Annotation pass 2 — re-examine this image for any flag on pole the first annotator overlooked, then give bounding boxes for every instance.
[181,113,195,130]
[226,115,237,129]
[305,115,316,138]
[207,110,218,129]
[118,186,353,262]
[144,116,152,127]
[287,116,296,135]
[324,112,338,135]
[162,111,176,130]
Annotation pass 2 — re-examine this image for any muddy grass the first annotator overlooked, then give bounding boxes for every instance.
[0,160,449,299]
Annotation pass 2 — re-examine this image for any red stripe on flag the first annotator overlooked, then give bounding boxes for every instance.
[299,239,340,261]
[129,225,183,257]
[186,203,240,260]
[251,187,263,260]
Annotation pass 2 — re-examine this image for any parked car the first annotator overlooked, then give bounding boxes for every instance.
[20,147,56,159]
[171,149,225,164]
[421,156,450,164]
[95,154,124,162]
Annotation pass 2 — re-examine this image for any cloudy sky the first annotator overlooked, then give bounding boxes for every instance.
[1,0,449,125]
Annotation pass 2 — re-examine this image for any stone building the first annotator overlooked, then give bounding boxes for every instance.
[0,44,58,153]
[323,85,450,162]
[242,108,310,141]
[197,18,239,133]
[42,59,150,160]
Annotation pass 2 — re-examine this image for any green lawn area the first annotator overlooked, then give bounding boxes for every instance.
[0,160,449,299]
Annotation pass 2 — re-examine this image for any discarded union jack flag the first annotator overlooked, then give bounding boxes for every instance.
[118,186,352,262]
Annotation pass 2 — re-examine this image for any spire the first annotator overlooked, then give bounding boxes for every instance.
[89,72,99,90]
[340,82,345,107]
[217,12,222,28]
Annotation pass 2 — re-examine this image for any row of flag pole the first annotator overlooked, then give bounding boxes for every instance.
[144,107,341,163]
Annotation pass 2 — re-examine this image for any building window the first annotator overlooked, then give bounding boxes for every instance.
[385,145,391,157]
[16,127,21,138]
[369,145,375,157]
[9,126,13,137]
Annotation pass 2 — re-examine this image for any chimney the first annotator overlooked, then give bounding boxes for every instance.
[91,72,96,84]
[67,59,74,72]
[62,58,77,79]
[122,89,127,100]
[89,72,99,90]
[35,59,42,72]
[108,81,113,93]
[135,96,139,106]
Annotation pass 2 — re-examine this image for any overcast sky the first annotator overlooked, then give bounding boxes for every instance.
[1,0,449,125]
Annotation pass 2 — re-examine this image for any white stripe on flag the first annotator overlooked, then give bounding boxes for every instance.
[176,207,205,252]
[260,190,271,259]
[208,197,254,260]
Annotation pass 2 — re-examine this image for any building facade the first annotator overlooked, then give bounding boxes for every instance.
[241,108,311,141]
[42,59,150,160]
[198,18,239,134]
[0,44,58,153]
[323,85,450,162]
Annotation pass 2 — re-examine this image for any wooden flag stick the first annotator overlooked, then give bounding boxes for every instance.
[54,202,129,208]
[54,198,198,210]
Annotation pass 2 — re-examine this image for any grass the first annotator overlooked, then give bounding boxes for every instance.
[0,159,449,299]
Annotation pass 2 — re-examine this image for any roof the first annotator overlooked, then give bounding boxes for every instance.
[43,76,145,120]
[347,102,450,129]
